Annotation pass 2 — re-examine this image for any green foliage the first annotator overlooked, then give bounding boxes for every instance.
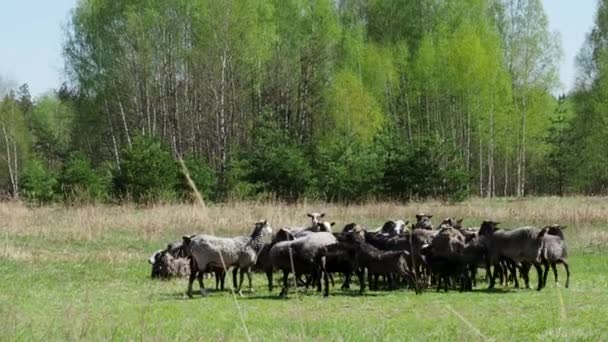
[28,0,587,201]
[381,134,470,202]
[314,136,383,202]
[113,136,178,203]
[59,152,108,203]
[177,154,217,202]
[325,69,384,141]
[31,94,74,165]
[239,114,313,201]
[19,158,58,205]
[0,95,31,196]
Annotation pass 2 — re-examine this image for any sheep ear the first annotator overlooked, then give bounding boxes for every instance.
[307,213,313,218]
[561,225,567,230]
[330,222,336,226]
[263,220,268,225]
[457,218,464,224]
[416,214,422,220]
[182,236,192,245]
[320,213,325,218]
[428,215,433,219]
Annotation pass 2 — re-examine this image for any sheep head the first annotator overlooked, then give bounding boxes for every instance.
[414,213,434,230]
[341,223,365,242]
[307,212,326,225]
[254,219,273,236]
[440,217,464,230]
[545,224,566,239]
[180,235,196,257]
[148,249,163,265]
[415,213,433,221]
[478,220,500,236]
[380,219,408,236]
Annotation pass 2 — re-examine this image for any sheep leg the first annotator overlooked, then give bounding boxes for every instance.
[232,267,239,290]
[197,271,204,290]
[218,271,226,291]
[542,260,550,288]
[323,268,330,297]
[358,269,366,294]
[507,261,519,288]
[551,262,558,285]
[187,269,197,298]
[486,259,496,290]
[266,269,273,292]
[341,273,350,290]
[238,268,246,296]
[520,262,531,289]
[533,262,543,291]
[247,267,254,293]
[562,261,570,288]
[280,270,290,297]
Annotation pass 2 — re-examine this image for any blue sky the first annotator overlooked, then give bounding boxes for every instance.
[0,0,599,97]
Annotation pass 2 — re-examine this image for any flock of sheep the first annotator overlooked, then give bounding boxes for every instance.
[148,212,570,297]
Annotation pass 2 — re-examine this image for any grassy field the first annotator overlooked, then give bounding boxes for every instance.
[1,197,608,341]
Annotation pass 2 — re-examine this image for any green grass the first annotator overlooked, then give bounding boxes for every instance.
[1,199,608,340]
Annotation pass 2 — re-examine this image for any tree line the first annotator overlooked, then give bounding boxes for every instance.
[1,0,607,204]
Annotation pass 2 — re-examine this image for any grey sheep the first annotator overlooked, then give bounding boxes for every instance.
[413,213,434,230]
[540,224,570,288]
[478,220,547,291]
[269,231,337,297]
[148,240,190,279]
[184,220,273,297]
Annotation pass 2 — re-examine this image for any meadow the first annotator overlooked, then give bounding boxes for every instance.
[1,197,608,341]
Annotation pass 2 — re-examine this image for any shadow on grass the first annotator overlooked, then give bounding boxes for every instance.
[158,285,526,302]
[157,288,230,301]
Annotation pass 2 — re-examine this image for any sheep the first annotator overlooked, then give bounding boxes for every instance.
[308,212,326,226]
[252,228,296,292]
[324,227,364,290]
[184,220,273,297]
[343,226,419,294]
[149,240,190,279]
[294,221,336,238]
[440,217,478,243]
[413,213,434,230]
[269,231,337,297]
[420,226,474,291]
[477,220,547,291]
[150,249,190,279]
[292,214,334,238]
[540,224,570,288]
[187,257,228,292]
[368,220,408,237]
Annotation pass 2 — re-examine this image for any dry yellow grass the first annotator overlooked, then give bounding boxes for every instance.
[1,196,606,257]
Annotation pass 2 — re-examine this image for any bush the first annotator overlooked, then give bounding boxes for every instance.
[20,158,58,205]
[177,154,217,202]
[113,135,178,203]
[59,152,108,203]
[381,135,470,202]
[314,136,383,202]
[235,113,313,201]
[224,148,261,201]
